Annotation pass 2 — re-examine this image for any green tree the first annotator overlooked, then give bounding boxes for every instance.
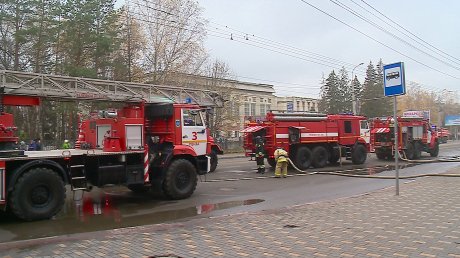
[319,70,342,114]
[112,6,145,81]
[337,67,351,113]
[26,0,60,73]
[60,0,119,78]
[360,60,391,117]
[0,0,34,71]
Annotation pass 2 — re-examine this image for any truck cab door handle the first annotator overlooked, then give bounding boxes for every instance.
[183,135,188,138]
[198,129,206,134]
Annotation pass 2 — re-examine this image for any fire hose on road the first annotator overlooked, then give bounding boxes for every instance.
[286,157,460,179]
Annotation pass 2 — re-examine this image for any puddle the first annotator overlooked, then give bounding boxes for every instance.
[0,188,264,243]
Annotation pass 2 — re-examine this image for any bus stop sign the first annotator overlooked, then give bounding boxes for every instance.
[383,62,406,97]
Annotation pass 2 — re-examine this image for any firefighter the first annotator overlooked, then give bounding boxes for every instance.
[254,136,265,174]
[274,147,288,178]
[62,139,71,149]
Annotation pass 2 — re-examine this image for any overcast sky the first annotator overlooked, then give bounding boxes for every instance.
[198,0,460,98]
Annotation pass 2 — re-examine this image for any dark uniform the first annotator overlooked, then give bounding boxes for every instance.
[255,136,265,174]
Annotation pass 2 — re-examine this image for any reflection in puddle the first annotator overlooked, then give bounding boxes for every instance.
[0,188,264,243]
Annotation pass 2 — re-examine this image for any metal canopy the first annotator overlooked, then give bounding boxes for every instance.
[0,70,223,107]
[240,125,265,133]
[371,128,390,134]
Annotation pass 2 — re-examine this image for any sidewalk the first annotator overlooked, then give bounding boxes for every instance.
[220,152,245,159]
[2,167,460,257]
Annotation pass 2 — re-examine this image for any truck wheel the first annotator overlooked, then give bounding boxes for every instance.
[267,158,276,168]
[329,148,340,164]
[376,150,387,160]
[163,159,197,200]
[414,142,422,159]
[405,143,415,160]
[9,168,66,221]
[351,144,367,164]
[127,184,150,193]
[295,146,312,170]
[312,146,328,168]
[430,142,439,157]
[209,150,218,173]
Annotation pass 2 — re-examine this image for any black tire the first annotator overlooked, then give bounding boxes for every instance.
[311,146,328,168]
[9,168,66,221]
[430,141,439,157]
[351,144,367,164]
[267,158,276,168]
[209,150,218,173]
[163,159,198,200]
[295,146,312,170]
[414,142,422,160]
[405,142,415,160]
[376,150,387,160]
[328,148,340,164]
[127,184,150,193]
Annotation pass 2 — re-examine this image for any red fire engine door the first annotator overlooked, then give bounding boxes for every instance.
[181,109,207,156]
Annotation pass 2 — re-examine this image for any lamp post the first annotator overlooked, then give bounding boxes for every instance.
[351,62,364,114]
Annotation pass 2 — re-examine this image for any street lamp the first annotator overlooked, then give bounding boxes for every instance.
[351,62,364,114]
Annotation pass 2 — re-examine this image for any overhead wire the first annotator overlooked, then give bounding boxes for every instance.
[359,0,460,65]
[126,0,457,98]
[128,0,368,75]
[207,21,366,73]
[298,0,460,80]
[330,0,460,71]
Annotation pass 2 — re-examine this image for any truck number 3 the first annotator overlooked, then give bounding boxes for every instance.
[192,132,198,140]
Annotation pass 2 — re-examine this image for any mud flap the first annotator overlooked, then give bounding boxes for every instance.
[196,156,210,175]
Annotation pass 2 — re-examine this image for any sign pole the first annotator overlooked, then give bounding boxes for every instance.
[394,96,399,196]
[383,61,405,196]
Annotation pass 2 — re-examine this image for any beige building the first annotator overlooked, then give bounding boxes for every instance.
[274,96,319,113]
[162,73,319,137]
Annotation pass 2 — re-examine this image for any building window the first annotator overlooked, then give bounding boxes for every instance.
[250,103,256,116]
[266,104,271,112]
[232,102,240,116]
[260,98,264,102]
[260,103,266,116]
[252,97,256,102]
[268,99,272,103]
[244,103,250,116]
[302,102,305,111]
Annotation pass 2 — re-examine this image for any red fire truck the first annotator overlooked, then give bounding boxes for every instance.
[370,116,439,160]
[0,70,223,221]
[242,111,370,170]
[436,127,450,143]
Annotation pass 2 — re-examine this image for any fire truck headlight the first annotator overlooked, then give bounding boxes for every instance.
[152,136,160,143]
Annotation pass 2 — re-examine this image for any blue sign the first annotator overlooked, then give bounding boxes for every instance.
[383,62,406,97]
[287,102,293,112]
[445,115,460,126]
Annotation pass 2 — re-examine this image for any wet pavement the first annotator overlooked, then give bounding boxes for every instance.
[0,152,445,243]
[1,164,460,257]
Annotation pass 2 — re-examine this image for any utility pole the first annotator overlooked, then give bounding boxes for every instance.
[351,63,364,114]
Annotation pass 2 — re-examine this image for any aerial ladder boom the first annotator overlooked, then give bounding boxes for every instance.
[0,70,223,107]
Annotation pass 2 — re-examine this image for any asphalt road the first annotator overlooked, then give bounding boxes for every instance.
[1,141,460,243]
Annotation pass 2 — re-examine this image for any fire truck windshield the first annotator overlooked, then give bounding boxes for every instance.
[183,109,204,126]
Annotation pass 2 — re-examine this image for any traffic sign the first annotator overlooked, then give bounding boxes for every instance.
[287,102,294,112]
[383,62,406,97]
